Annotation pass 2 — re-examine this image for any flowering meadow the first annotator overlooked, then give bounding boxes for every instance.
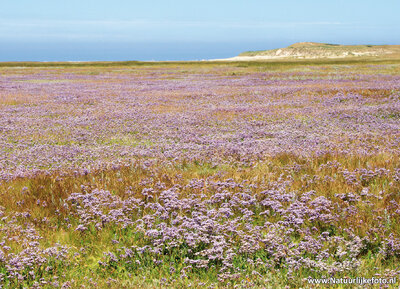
[0,60,400,288]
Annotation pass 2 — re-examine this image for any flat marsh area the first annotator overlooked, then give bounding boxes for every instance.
[0,59,400,288]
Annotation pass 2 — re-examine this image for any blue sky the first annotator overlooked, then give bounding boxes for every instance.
[1,0,399,61]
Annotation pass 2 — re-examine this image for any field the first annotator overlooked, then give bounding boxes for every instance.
[1,59,400,288]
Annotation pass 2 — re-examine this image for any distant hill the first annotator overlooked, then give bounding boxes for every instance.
[225,42,400,61]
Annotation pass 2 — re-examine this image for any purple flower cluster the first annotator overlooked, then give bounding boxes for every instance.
[0,206,69,285]
[64,174,399,279]
[1,66,400,180]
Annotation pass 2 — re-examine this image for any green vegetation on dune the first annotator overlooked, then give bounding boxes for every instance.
[238,42,400,59]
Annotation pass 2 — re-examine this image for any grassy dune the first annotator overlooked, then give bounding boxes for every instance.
[238,42,400,60]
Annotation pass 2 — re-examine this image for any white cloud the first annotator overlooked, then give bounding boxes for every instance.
[0,18,351,42]
[0,18,347,29]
